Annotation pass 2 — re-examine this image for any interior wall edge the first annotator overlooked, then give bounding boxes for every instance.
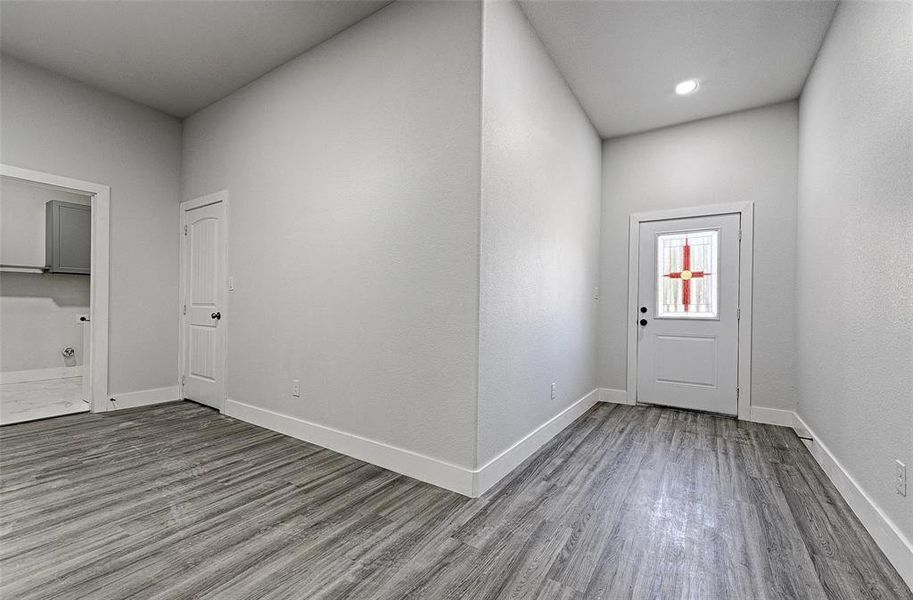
[476,0,602,467]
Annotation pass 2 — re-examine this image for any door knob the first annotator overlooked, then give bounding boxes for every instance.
[639,318,648,326]
[211,312,221,320]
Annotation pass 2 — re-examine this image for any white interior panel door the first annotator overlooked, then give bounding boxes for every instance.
[636,213,740,415]
[181,199,225,409]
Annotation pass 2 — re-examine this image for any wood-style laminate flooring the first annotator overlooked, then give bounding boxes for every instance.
[1,401,909,599]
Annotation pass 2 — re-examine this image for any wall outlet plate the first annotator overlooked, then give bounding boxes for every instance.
[896,460,907,496]
[292,379,301,398]
[550,382,557,401]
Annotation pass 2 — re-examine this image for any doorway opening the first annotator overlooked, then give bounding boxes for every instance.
[626,203,753,419]
[0,164,110,423]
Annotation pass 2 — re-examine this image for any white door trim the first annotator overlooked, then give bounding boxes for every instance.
[626,202,754,420]
[1,163,111,414]
[178,190,229,409]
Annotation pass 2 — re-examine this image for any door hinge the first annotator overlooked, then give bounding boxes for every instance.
[182,304,187,315]
[181,375,186,386]
[184,225,188,236]
[736,387,740,399]
[737,307,741,321]
[738,229,742,242]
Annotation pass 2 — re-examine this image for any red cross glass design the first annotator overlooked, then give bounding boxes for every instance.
[663,238,709,312]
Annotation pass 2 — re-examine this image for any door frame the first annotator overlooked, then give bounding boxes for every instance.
[626,202,754,420]
[1,163,111,414]
[178,190,229,410]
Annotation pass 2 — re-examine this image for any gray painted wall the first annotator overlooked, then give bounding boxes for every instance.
[0,56,183,394]
[181,1,482,468]
[477,0,601,465]
[598,102,800,412]
[0,273,89,371]
[797,0,913,540]
[1,178,92,371]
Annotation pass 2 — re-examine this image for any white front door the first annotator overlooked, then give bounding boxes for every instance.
[636,213,740,415]
[181,198,226,409]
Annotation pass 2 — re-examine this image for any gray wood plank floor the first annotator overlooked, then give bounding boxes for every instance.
[1,401,909,600]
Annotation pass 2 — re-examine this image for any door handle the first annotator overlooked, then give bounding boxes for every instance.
[211,312,221,320]
[639,318,648,326]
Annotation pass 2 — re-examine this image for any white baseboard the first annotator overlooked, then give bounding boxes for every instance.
[793,412,913,591]
[598,387,633,405]
[223,398,475,496]
[0,365,83,385]
[473,388,599,496]
[225,388,601,499]
[108,385,180,410]
[749,405,795,427]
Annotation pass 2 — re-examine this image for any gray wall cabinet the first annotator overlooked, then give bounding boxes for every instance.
[46,200,91,274]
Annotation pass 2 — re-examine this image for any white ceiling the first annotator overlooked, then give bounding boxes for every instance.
[0,0,392,118]
[519,0,838,137]
[1,0,837,133]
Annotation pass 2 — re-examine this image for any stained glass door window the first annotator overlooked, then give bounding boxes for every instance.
[656,230,718,318]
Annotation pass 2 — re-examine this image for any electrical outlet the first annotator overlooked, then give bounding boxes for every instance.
[292,379,301,398]
[227,276,235,291]
[593,286,600,300]
[550,382,557,401]
[896,460,907,496]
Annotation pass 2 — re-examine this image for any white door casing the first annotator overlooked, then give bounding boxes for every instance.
[634,211,743,416]
[180,193,227,410]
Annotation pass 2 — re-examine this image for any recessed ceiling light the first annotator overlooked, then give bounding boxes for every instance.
[675,79,700,95]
